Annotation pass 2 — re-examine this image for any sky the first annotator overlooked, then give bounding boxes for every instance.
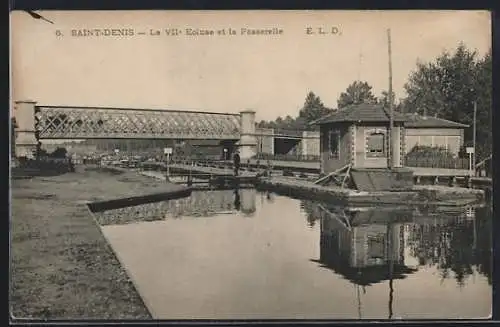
[11,10,491,122]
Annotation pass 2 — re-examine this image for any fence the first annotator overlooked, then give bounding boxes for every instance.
[404,155,469,169]
[16,157,75,173]
[254,153,320,162]
[272,129,304,138]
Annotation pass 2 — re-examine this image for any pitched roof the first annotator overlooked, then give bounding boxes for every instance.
[312,103,407,125]
[403,113,469,128]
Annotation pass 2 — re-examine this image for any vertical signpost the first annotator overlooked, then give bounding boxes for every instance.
[164,147,173,181]
[466,146,474,176]
[223,148,228,171]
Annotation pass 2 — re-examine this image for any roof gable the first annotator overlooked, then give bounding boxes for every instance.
[312,105,468,129]
[403,113,469,128]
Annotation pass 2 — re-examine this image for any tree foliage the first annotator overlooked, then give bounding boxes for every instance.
[50,147,68,158]
[337,81,377,109]
[377,90,396,107]
[257,91,333,131]
[403,43,491,159]
[298,91,334,124]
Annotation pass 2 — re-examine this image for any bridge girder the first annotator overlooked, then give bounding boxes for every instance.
[35,106,241,140]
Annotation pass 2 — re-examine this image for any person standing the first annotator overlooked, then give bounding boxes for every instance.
[233,150,241,176]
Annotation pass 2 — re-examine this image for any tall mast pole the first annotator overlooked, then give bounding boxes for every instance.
[387,29,394,169]
[473,101,477,175]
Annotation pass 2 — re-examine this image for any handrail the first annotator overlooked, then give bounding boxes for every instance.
[254,153,320,162]
[475,154,492,168]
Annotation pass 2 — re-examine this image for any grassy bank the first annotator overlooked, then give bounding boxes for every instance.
[10,166,184,319]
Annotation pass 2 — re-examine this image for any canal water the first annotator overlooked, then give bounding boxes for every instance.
[95,189,492,320]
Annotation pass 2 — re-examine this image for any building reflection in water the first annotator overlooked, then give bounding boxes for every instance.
[233,189,241,211]
[93,188,258,224]
[305,202,492,319]
[167,188,257,217]
[238,188,256,217]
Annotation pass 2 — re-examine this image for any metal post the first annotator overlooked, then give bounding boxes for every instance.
[469,152,473,175]
[166,153,170,181]
[223,148,228,172]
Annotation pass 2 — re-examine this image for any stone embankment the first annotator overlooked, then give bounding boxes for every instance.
[256,176,484,206]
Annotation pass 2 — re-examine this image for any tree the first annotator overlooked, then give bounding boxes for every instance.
[337,81,377,109]
[377,90,407,113]
[283,115,295,129]
[256,91,333,131]
[404,43,478,121]
[298,91,334,126]
[50,147,68,158]
[473,49,492,161]
[403,43,491,159]
[291,116,307,130]
[377,90,396,107]
[257,120,270,128]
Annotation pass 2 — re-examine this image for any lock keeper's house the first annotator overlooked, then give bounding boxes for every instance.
[313,103,470,174]
[313,103,407,174]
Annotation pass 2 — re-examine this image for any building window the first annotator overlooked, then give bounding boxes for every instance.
[366,130,386,158]
[367,235,386,260]
[328,130,340,158]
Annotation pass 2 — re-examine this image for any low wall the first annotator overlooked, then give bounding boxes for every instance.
[256,176,484,207]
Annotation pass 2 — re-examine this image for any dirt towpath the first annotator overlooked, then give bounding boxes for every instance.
[10,166,186,319]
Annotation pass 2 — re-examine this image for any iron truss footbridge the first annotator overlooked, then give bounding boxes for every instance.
[34,106,242,140]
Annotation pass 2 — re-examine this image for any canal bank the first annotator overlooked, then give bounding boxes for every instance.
[10,166,189,319]
[156,163,485,206]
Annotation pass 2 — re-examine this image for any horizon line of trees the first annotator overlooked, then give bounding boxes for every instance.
[257,43,491,161]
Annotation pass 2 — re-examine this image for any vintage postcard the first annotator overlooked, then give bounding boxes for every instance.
[10,10,492,320]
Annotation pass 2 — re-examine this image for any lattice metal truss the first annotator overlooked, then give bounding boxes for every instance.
[95,190,238,226]
[35,106,241,140]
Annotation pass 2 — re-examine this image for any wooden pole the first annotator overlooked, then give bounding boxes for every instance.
[387,223,394,320]
[473,101,477,176]
[387,29,394,169]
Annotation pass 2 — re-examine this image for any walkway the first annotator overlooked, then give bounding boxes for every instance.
[246,159,477,178]
[169,163,258,177]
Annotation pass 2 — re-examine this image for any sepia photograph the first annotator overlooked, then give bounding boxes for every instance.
[10,10,492,320]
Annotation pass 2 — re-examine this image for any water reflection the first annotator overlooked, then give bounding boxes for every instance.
[100,191,491,319]
[304,201,492,289]
[94,188,257,225]
[301,202,492,319]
